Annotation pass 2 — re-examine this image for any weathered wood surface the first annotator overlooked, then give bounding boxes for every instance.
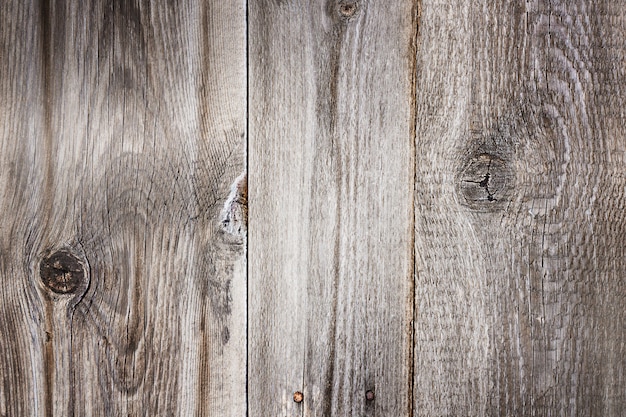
[2,0,626,416]
[249,1,417,416]
[0,1,246,416]
[414,0,626,415]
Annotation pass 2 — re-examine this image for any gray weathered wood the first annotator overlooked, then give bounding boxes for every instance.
[2,0,626,415]
[249,1,418,416]
[0,1,246,415]
[414,0,626,415]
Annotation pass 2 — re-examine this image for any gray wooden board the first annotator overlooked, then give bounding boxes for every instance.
[249,1,418,416]
[0,1,246,415]
[2,0,626,415]
[414,0,626,415]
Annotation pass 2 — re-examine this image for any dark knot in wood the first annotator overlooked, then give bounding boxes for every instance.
[457,152,514,211]
[40,250,86,294]
[365,390,375,401]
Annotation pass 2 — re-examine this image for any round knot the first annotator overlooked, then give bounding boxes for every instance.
[457,152,514,211]
[338,2,358,19]
[40,250,86,294]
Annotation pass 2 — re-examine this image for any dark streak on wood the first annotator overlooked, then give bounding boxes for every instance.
[38,0,63,234]
[98,0,146,65]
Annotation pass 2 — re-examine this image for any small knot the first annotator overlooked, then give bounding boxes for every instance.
[40,250,86,294]
[338,2,358,19]
[457,152,514,211]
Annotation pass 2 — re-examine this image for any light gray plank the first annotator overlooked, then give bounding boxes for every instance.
[0,1,246,415]
[249,1,418,416]
[414,0,626,415]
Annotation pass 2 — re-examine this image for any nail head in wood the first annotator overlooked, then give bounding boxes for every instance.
[39,250,86,294]
[366,390,375,401]
[293,391,304,403]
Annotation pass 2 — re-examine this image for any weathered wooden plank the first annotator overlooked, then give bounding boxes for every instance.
[249,1,417,416]
[0,1,246,415]
[414,0,626,415]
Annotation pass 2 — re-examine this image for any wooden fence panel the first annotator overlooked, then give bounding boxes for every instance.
[0,1,246,416]
[1,0,625,416]
[414,0,626,415]
[249,1,418,416]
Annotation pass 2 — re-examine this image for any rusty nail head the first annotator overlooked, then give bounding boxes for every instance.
[293,391,304,403]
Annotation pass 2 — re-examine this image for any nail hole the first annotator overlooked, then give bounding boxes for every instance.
[293,391,304,403]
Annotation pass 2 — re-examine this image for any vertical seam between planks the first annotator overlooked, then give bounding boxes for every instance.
[245,0,250,415]
[408,1,422,416]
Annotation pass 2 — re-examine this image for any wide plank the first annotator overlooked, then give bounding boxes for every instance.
[0,1,246,415]
[249,1,418,416]
[414,0,626,415]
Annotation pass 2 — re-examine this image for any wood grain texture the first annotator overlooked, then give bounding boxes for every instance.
[414,0,626,415]
[249,0,418,416]
[3,0,626,415]
[0,1,246,416]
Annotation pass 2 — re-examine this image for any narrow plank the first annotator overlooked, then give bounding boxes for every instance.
[0,1,246,415]
[0,1,57,414]
[249,1,417,416]
[414,0,626,415]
